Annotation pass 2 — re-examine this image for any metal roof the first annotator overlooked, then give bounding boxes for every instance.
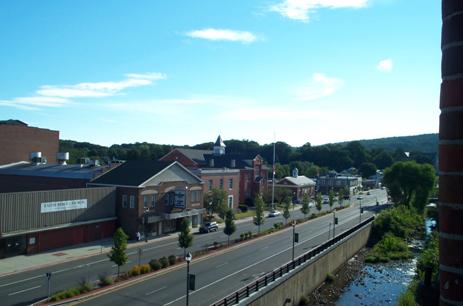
[0,162,110,179]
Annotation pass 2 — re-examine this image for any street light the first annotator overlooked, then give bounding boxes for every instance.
[185,252,192,306]
[359,199,363,223]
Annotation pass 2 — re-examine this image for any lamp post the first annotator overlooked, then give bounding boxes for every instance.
[185,252,192,306]
[359,199,362,223]
[292,221,296,261]
[143,208,149,242]
[333,211,337,238]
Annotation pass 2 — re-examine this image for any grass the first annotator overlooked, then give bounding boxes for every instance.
[365,233,412,263]
[234,209,255,220]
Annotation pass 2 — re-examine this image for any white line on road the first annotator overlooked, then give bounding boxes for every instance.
[0,275,42,288]
[145,286,166,296]
[163,213,367,306]
[215,262,228,269]
[8,285,41,296]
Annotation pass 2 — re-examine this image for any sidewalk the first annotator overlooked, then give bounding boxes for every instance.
[0,232,180,277]
[0,206,301,277]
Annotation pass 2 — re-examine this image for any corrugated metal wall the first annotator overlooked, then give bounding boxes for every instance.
[0,187,116,235]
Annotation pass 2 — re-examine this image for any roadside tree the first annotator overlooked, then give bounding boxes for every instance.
[224,209,236,246]
[328,189,335,211]
[204,188,228,219]
[108,228,129,277]
[178,218,193,257]
[254,195,265,233]
[283,196,291,225]
[301,193,310,218]
[315,193,322,214]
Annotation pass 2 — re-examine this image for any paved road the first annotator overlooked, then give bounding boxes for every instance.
[0,189,386,305]
[80,190,386,306]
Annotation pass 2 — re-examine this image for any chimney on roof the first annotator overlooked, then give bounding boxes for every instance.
[57,152,69,165]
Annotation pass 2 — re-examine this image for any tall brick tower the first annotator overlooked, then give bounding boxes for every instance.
[439,1,463,305]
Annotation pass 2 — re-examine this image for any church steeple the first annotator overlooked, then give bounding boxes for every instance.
[213,135,226,156]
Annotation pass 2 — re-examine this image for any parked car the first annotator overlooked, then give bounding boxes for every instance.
[268,210,282,217]
[366,191,371,195]
[199,221,219,233]
[357,196,363,200]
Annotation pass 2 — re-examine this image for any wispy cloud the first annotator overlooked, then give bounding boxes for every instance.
[377,58,393,72]
[270,0,369,22]
[295,73,343,101]
[186,28,257,43]
[218,107,323,121]
[0,72,166,110]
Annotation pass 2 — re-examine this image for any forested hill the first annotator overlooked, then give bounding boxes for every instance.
[59,133,437,175]
[334,133,438,154]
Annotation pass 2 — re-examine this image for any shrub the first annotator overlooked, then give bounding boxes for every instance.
[78,279,93,293]
[240,233,245,240]
[310,213,317,219]
[247,231,252,238]
[238,205,248,212]
[129,265,141,276]
[366,234,411,263]
[325,273,335,284]
[160,256,169,268]
[140,264,151,274]
[168,255,177,266]
[273,222,283,230]
[299,295,309,306]
[149,259,161,271]
[98,274,113,286]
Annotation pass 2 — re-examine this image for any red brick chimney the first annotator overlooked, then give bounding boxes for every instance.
[440,1,463,305]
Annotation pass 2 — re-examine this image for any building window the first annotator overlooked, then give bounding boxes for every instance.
[165,192,174,206]
[122,195,127,208]
[151,194,156,208]
[228,178,233,189]
[191,190,201,202]
[220,178,224,189]
[227,195,234,209]
[174,190,186,208]
[143,195,148,208]
[208,180,213,191]
[129,195,135,208]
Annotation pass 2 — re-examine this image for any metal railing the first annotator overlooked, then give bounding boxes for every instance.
[211,216,374,306]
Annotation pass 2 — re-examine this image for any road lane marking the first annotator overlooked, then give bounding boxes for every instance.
[8,285,41,296]
[146,286,166,296]
[0,275,42,288]
[215,262,228,268]
[163,212,368,306]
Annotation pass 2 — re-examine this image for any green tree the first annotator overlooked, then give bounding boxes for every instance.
[178,218,193,257]
[204,188,228,219]
[283,196,291,224]
[359,162,378,178]
[254,195,265,233]
[338,188,345,207]
[383,161,436,213]
[223,209,236,246]
[301,193,310,217]
[328,189,335,211]
[108,228,129,277]
[315,193,322,214]
[373,151,394,169]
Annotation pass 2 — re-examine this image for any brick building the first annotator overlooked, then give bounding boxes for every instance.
[89,160,204,240]
[0,120,59,165]
[160,135,269,206]
[274,168,316,203]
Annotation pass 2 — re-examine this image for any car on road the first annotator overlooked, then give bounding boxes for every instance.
[367,191,371,195]
[199,221,219,233]
[357,196,363,200]
[268,210,282,217]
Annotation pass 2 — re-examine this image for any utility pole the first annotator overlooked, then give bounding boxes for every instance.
[292,221,296,261]
[138,247,142,266]
[359,199,362,223]
[271,133,276,211]
[46,272,52,299]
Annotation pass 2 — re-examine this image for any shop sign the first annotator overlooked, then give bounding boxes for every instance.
[41,199,87,213]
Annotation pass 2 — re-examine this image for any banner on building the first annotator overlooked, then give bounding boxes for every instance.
[41,199,88,213]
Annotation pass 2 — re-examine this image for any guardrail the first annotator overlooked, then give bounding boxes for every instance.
[211,216,374,306]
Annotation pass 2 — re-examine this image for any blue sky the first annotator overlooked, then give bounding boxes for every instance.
[0,0,441,147]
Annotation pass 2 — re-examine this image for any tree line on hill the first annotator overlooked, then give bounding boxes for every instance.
[60,135,436,178]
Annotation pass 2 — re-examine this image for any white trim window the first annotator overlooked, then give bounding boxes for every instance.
[228,178,233,189]
[227,195,234,209]
[129,195,135,209]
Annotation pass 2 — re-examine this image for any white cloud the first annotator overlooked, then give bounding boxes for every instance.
[0,72,166,110]
[295,73,343,101]
[186,28,257,43]
[377,58,393,72]
[270,0,369,22]
[218,107,323,121]
[0,96,70,110]
[37,72,166,98]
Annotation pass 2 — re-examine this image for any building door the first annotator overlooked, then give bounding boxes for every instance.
[0,235,26,258]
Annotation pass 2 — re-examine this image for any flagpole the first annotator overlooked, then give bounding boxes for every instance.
[272,133,276,211]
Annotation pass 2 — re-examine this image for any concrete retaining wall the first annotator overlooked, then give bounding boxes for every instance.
[245,223,372,306]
